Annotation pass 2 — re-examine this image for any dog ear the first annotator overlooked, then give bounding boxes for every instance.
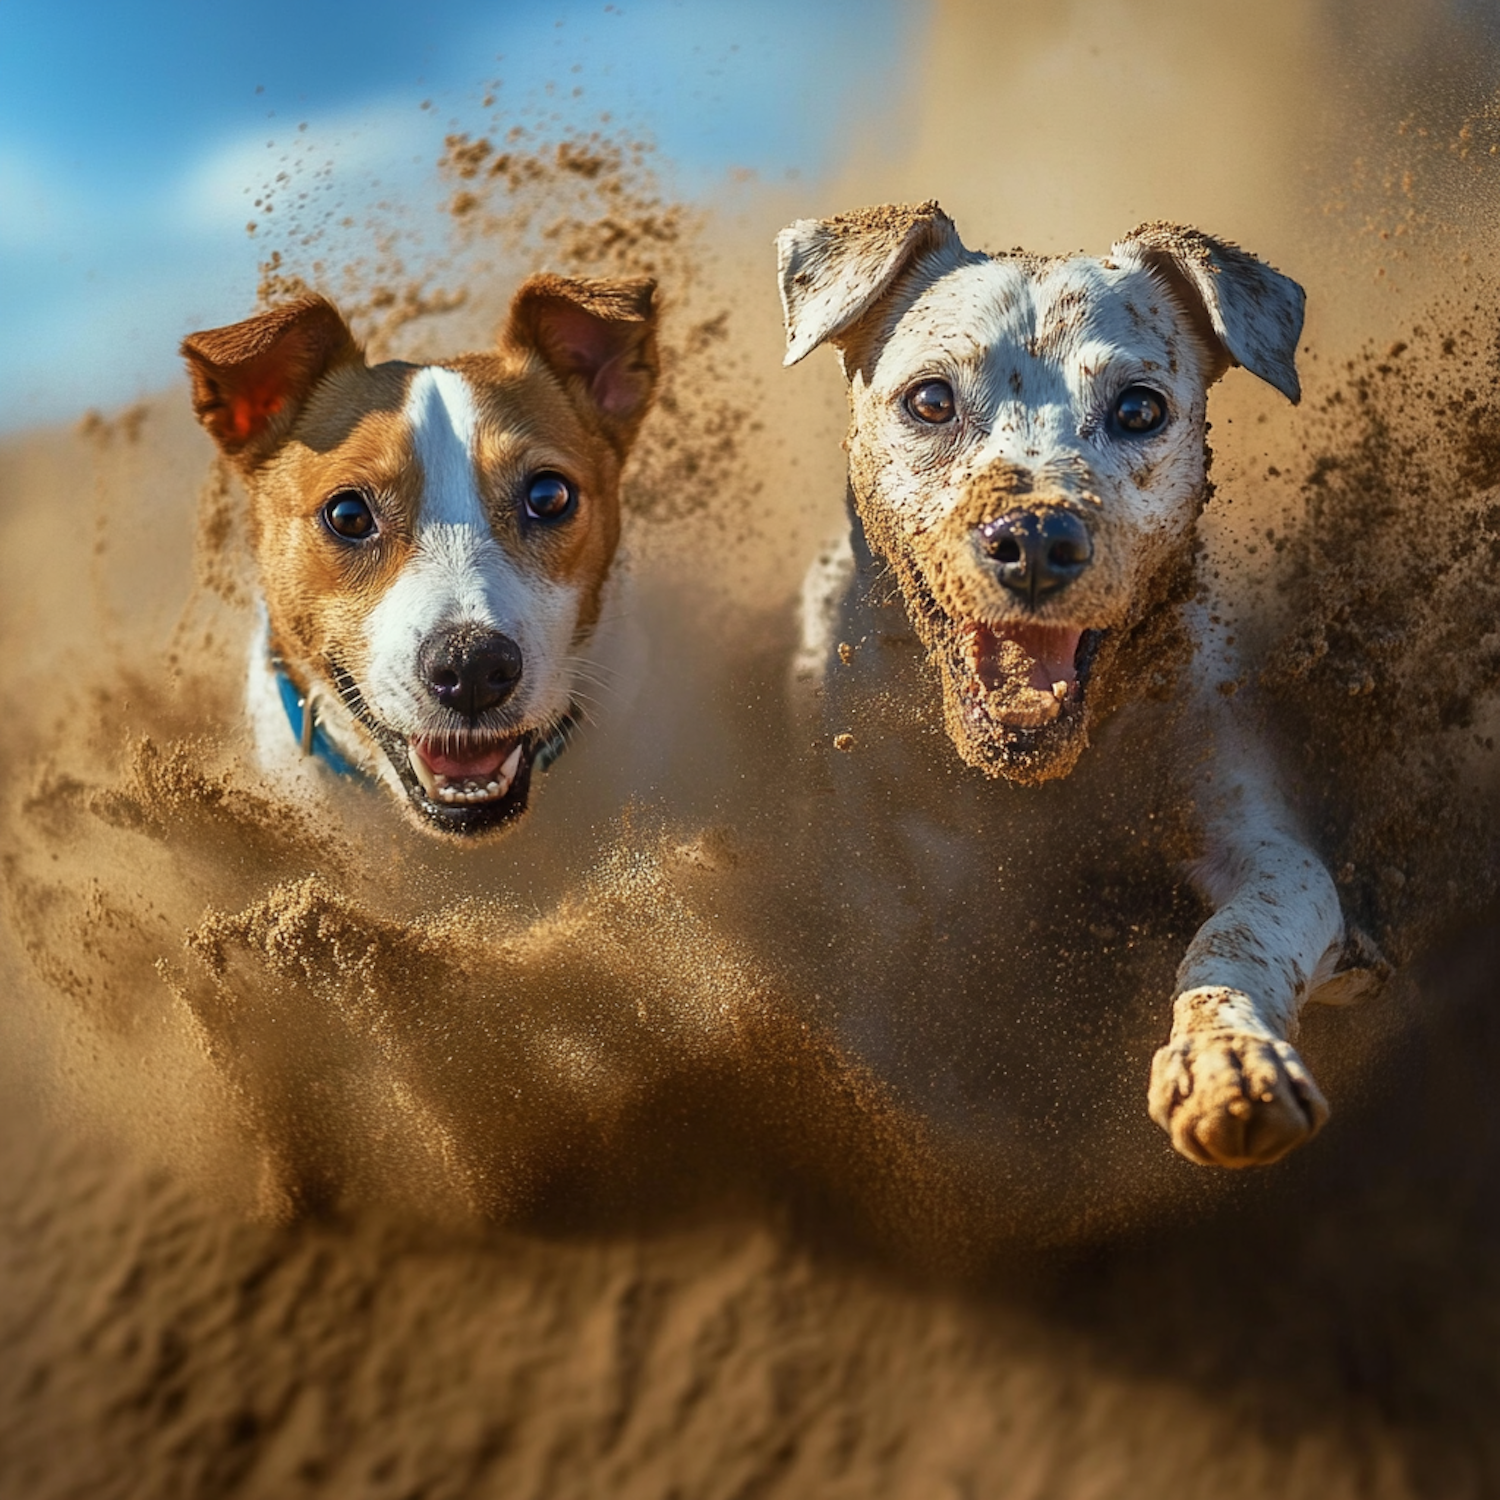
[180,296,363,466]
[777,200,964,368]
[503,274,660,444]
[1115,223,1305,404]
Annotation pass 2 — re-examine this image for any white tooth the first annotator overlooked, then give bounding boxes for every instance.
[496,744,524,792]
[434,773,449,786]
[1052,680,1069,701]
[408,744,440,799]
[486,781,500,795]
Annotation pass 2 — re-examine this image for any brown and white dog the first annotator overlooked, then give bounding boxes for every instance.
[778,203,1382,1170]
[181,275,658,837]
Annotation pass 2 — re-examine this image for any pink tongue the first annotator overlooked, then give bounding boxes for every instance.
[996,624,1085,690]
[414,737,514,780]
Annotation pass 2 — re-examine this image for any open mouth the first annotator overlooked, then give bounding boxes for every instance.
[311,655,581,837]
[408,735,526,806]
[940,619,1104,777]
[320,656,575,837]
[397,730,538,834]
[963,622,1100,730]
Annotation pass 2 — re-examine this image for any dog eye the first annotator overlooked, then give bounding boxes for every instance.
[1111,386,1168,436]
[322,490,378,540]
[904,379,956,425]
[525,471,577,522]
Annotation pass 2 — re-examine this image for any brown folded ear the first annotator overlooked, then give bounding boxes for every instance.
[180,296,363,465]
[502,274,660,445]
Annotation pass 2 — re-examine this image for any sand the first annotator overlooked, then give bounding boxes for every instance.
[5,2,1500,1494]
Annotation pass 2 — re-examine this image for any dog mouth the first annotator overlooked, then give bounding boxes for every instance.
[317,656,577,837]
[941,619,1104,776]
[963,622,1099,729]
[395,730,539,835]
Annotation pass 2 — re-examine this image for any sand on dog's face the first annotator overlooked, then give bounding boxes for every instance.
[5,4,1500,1495]
[835,242,1230,783]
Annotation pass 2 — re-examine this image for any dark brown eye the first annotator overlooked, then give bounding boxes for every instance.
[1111,386,1167,436]
[905,378,956,425]
[322,490,377,540]
[525,471,576,522]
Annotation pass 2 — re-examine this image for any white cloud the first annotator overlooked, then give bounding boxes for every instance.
[0,1,909,431]
[170,98,449,238]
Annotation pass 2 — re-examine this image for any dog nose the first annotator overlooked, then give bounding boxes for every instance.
[975,508,1093,602]
[419,628,523,717]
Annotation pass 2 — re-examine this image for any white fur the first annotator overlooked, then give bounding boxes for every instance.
[792,531,855,686]
[246,608,311,780]
[245,608,379,791]
[839,251,1215,641]
[408,366,484,527]
[782,209,1367,1168]
[360,367,582,739]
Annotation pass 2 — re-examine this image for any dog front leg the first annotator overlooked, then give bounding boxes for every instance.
[1149,671,1347,1167]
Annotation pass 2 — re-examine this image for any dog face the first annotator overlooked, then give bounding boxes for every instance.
[778,204,1303,782]
[182,274,659,836]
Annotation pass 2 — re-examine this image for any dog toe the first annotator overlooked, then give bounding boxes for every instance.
[1150,1030,1328,1168]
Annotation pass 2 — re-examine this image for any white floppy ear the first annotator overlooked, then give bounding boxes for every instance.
[776,200,966,368]
[1114,222,1306,404]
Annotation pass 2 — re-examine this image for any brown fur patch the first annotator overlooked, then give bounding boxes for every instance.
[181,274,661,800]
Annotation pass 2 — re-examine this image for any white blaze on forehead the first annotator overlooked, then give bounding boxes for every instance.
[406,365,486,527]
[359,364,582,734]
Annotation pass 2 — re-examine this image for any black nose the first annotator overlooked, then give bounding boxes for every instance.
[419,627,523,717]
[975,508,1094,603]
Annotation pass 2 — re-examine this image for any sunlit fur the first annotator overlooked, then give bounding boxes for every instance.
[780,205,1381,1168]
[243,351,623,813]
[183,276,656,837]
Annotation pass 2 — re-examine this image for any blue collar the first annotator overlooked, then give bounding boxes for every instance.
[273,665,367,779]
[273,663,579,781]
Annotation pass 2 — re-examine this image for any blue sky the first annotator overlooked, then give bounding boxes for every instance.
[0,0,911,431]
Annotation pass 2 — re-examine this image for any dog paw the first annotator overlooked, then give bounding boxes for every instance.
[1148,1027,1329,1167]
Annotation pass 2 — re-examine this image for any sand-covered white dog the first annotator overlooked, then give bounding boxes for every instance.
[778,202,1382,1168]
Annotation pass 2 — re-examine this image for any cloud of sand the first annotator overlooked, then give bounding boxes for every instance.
[2,1,1500,1262]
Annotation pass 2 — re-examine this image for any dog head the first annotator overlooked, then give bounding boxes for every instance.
[182,273,659,836]
[777,203,1303,782]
